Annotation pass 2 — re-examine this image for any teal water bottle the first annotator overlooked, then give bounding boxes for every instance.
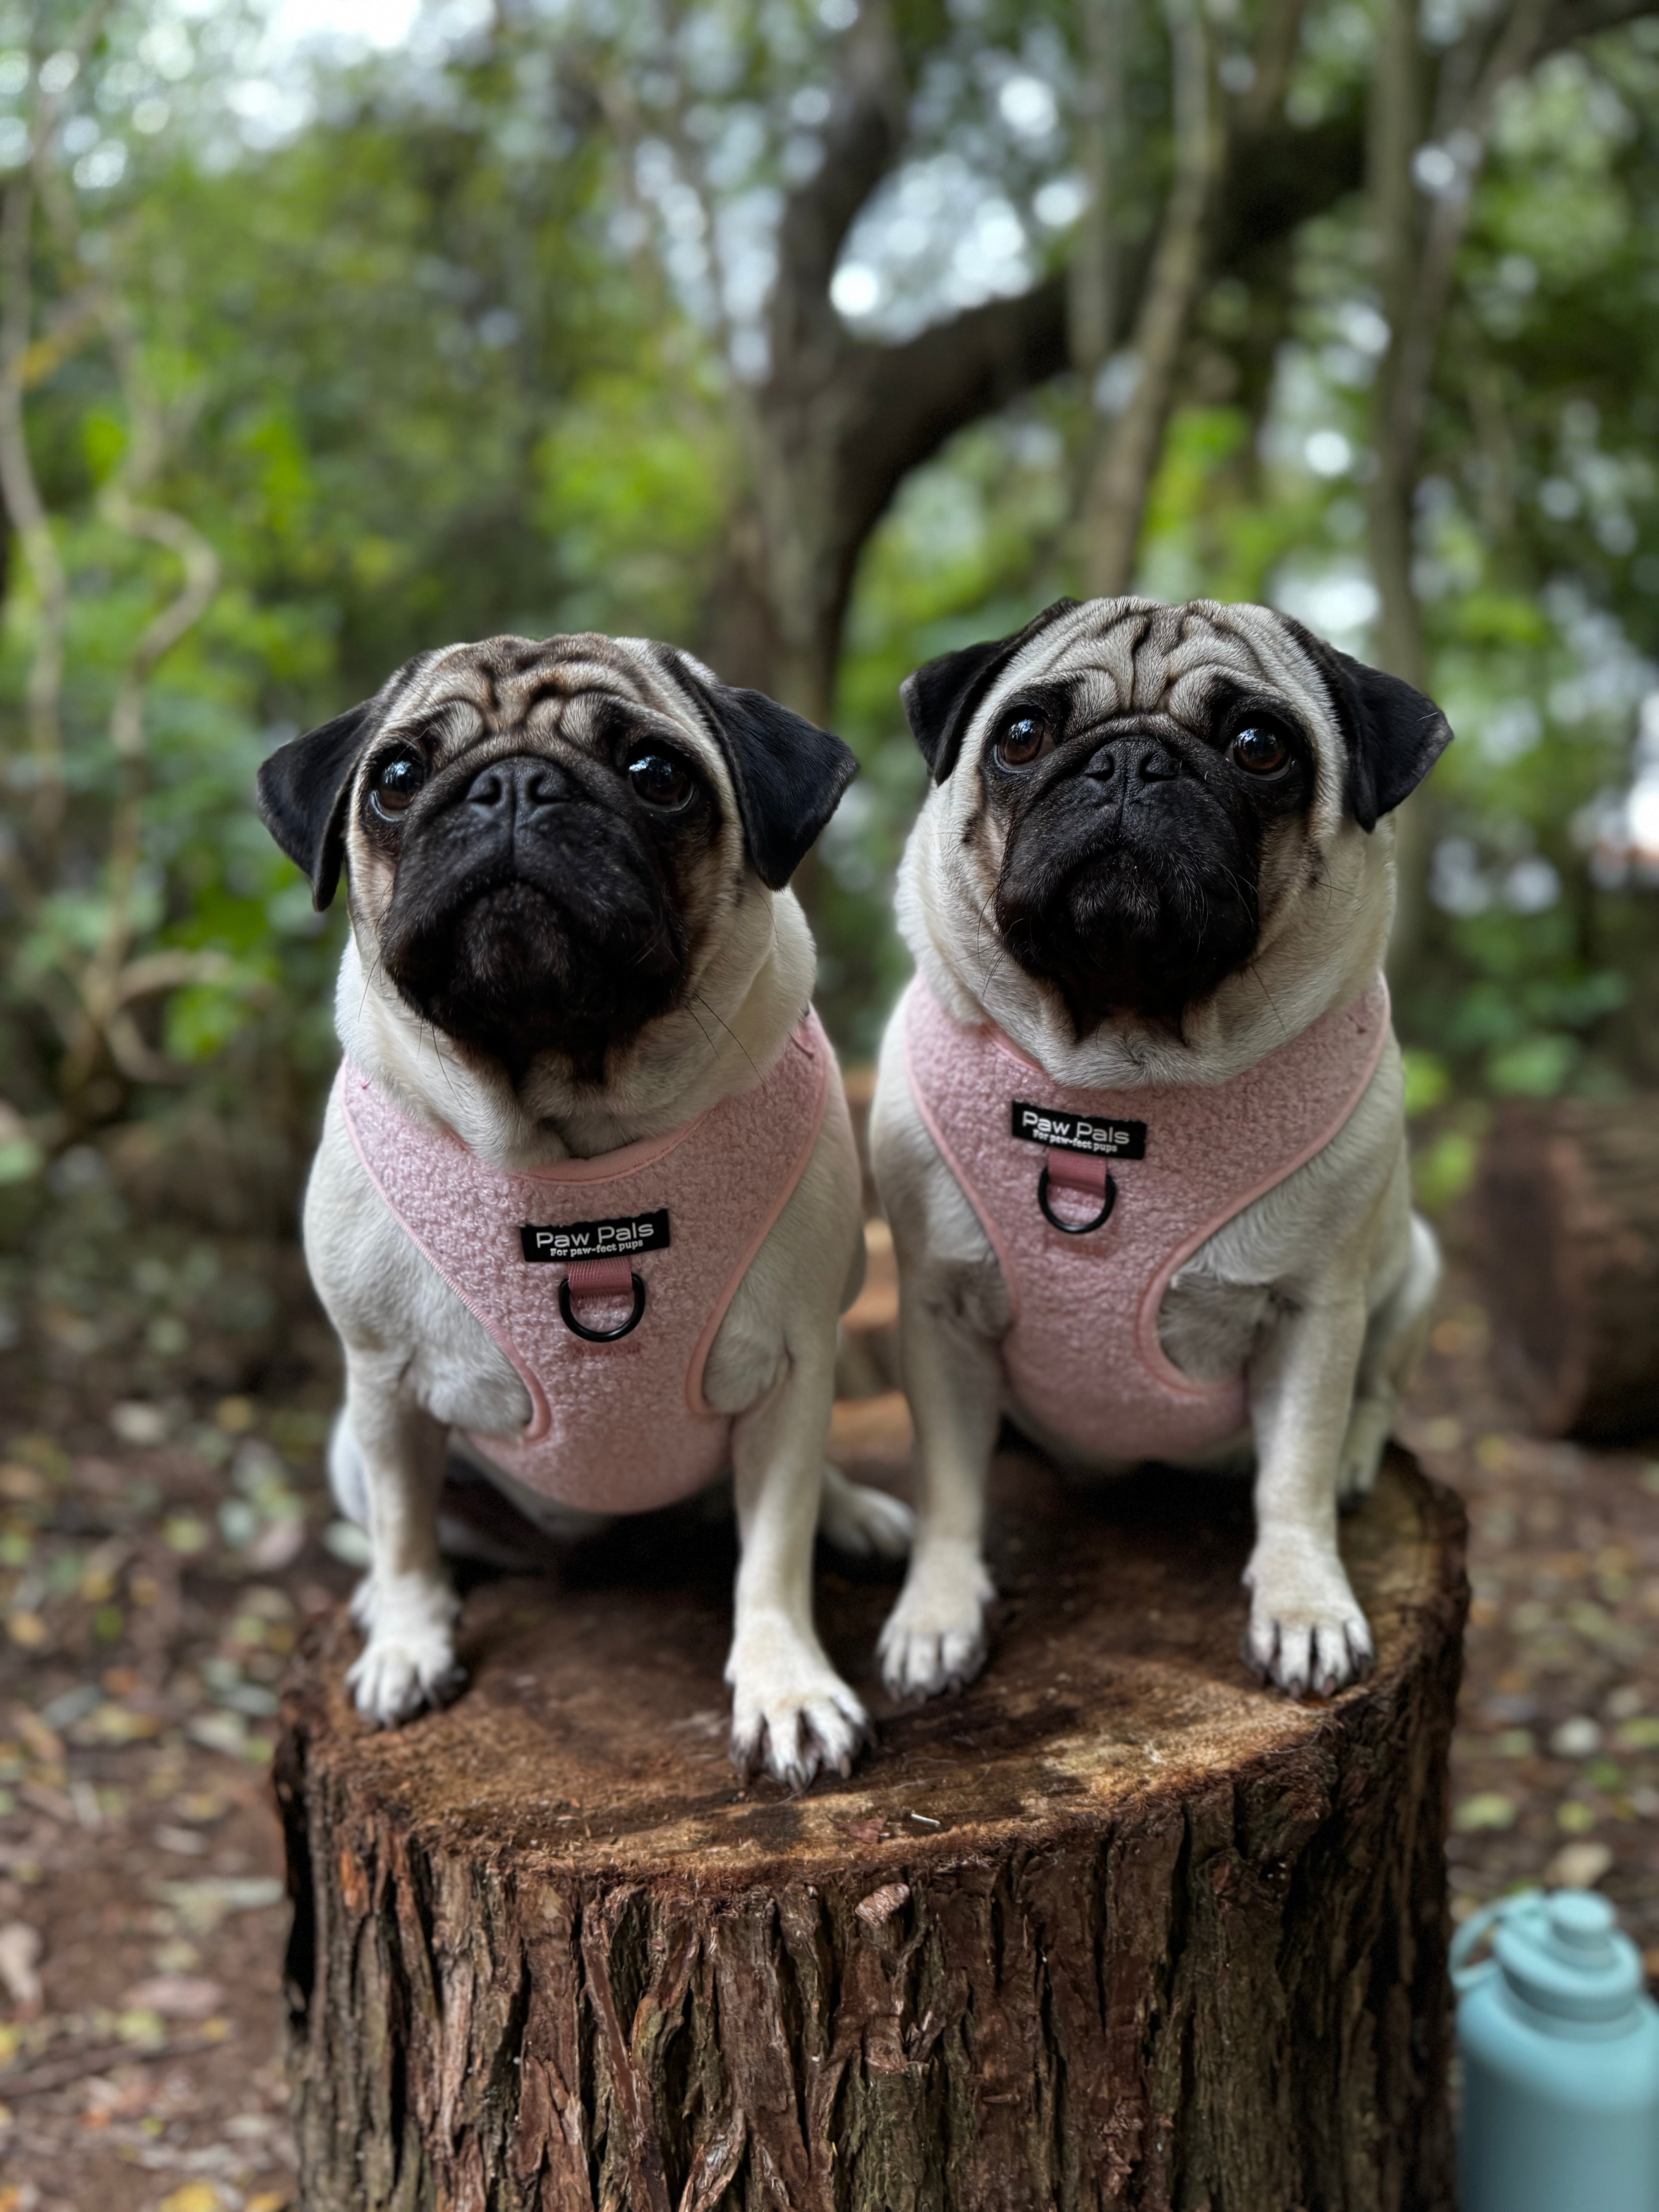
[1453,1888,1659,2212]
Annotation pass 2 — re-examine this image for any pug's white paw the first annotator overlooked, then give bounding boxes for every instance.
[727,1620,870,1790]
[346,1577,464,1727]
[877,1540,995,1700]
[818,1465,915,1560]
[1242,1538,1373,1699]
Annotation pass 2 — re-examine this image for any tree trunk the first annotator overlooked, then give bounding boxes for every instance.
[275,1444,1465,2212]
[1477,1098,1659,1442]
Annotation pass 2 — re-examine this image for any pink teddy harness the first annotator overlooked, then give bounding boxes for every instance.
[903,974,1391,1463]
[337,1014,831,1513]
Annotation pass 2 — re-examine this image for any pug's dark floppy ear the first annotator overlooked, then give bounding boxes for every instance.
[672,661,859,890]
[1284,620,1453,833]
[256,702,378,910]
[901,598,1080,782]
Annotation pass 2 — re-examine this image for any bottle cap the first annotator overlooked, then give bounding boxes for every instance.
[1494,1890,1645,2026]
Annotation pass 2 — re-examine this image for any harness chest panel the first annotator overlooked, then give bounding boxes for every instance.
[338,1015,831,1513]
[903,975,1391,1464]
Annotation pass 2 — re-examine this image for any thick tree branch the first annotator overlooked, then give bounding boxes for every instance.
[1393,0,1552,473]
[0,177,68,878]
[61,312,222,1102]
[1367,0,1425,688]
[1540,0,1659,46]
[708,0,911,715]
[1368,0,1558,981]
[1070,0,1126,383]
[832,279,1070,571]
[1084,0,1223,595]
[768,0,907,372]
[1207,112,1367,275]
[1239,0,1315,135]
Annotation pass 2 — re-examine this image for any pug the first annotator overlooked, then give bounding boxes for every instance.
[256,633,911,1789]
[869,596,1450,1703]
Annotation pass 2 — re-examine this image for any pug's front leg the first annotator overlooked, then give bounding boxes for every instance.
[340,1353,464,1726]
[727,1348,869,1790]
[1243,1280,1374,1699]
[877,1288,1000,1699]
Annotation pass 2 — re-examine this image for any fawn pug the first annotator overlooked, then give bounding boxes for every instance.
[869,596,1450,1702]
[258,633,909,1789]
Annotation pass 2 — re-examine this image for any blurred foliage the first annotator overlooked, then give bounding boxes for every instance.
[831,23,1659,1069]
[1,0,1657,1267]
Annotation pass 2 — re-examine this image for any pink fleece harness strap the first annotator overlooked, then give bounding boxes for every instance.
[904,974,1391,1463]
[336,1013,832,1513]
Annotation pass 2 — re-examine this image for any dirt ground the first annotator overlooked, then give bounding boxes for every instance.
[0,1203,1654,2210]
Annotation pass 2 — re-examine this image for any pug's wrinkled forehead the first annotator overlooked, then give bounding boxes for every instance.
[903,595,1450,836]
[368,632,714,760]
[961,598,1334,731]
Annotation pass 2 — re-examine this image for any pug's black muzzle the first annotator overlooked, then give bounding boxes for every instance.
[994,728,1261,1031]
[380,752,687,1078]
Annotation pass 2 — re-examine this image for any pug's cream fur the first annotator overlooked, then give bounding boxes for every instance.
[869,598,1444,1704]
[266,635,910,1789]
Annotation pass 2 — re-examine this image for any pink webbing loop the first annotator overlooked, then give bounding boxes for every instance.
[565,1256,634,1300]
[1044,1148,1109,1196]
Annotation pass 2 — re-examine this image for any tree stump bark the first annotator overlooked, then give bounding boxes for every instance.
[274,1443,1466,2212]
[1476,1098,1659,1442]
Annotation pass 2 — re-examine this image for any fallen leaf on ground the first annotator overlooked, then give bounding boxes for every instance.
[152,1876,284,1933]
[0,1923,41,2013]
[1546,1840,1614,1888]
[1453,1793,1517,1833]
[120,1976,225,2018]
[153,1824,209,1856]
[158,2186,223,2212]
[12,1711,62,1765]
[247,1519,306,1570]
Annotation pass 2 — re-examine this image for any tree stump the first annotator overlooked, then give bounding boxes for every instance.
[274,1443,1466,2212]
[1476,1098,1659,1441]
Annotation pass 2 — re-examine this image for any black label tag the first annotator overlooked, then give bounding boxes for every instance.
[1010,1101,1147,1159]
[520,1209,670,1262]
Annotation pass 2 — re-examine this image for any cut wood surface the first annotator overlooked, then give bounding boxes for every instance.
[1477,1098,1659,1442]
[275,1443,1466,2212]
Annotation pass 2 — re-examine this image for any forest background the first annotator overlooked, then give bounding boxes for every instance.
[3,0,1659,1348]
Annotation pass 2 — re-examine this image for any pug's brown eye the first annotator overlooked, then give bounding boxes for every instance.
[1229,725,1290,776]
[627,750,693,810]
[369,752,426,818]
[993,714,1053,771]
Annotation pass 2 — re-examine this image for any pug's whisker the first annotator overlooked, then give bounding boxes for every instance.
[682,996,721,1065]
[1244,962,1292,1045]
[694,991,761,1085]
[980,942,1014,1003]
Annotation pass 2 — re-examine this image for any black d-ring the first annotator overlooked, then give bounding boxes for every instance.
[1037,1164,1117,1236]
[558,1271,647,1342]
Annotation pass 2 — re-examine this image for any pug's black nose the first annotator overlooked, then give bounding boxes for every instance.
[1135,741,1179,781]
[465,756,574,820]
[1086,735,1181,785]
